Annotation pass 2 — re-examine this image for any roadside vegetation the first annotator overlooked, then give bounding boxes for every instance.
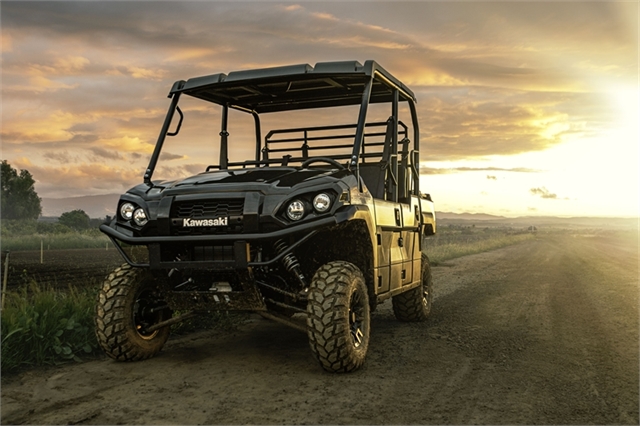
[1,279,246,374]
[1,283,99,372]
[1,219,111,252]
[424,224,535,265]
[1,220,535,374]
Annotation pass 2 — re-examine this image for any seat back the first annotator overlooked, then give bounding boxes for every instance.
[359,163,386,199]
[358,117,395,200]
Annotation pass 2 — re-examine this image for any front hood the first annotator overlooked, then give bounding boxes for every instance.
[163,167,349,189]
[127,167,353,199]
[172,168,303,187]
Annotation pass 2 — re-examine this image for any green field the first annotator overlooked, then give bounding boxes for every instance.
[1,220,111,252]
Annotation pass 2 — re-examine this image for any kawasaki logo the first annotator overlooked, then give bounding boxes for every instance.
[182,217,228,227]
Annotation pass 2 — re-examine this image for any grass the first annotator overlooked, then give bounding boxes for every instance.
[0,232,111,251]
[1,219,112,251]
[1,282,246,375]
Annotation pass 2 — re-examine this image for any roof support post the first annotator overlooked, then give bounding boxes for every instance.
[389,89,399,202]
[144,92,182,185]
[351,76,373,172]
[220,105,229,169]
[408,100,420,195]
[253,111,262,163]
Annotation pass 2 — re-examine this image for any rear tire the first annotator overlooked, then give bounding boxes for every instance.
[392,254,433,322]
[95,264,172,361]
[306,261,370,373]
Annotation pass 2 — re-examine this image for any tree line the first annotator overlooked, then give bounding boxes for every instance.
[1,160,100,231]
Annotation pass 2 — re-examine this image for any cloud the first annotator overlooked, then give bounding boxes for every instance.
[530,187,566,200]
[1,0,636,208]
[44,150,79,164]
[417,86,606,160]
[127,66,168,81]
[421,166,539,175]
[10,159,143,197]
[154,163,209,181]
[159,152,187,161]
[88,147,124,161]
[530,187,555,198]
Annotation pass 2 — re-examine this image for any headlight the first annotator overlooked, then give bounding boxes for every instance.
[120,203,135,220]
[313,193,331,213]
[133,208,148,226]
[286,200,305,221]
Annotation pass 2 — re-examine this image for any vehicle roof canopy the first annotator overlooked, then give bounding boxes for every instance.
[169,60,416,114]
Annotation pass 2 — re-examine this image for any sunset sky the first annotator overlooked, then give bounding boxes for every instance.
[1,1,638,218]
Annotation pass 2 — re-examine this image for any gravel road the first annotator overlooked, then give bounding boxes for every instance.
[2,230,638,425]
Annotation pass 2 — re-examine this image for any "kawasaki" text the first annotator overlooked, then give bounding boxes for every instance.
[182,217,228,227]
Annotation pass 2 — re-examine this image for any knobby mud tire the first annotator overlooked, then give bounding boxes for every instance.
[392,254,433,322]
[306,261,370,373]
[95,264,172,361]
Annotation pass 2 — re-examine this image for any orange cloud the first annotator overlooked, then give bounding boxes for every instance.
[127,66,167,80]
[101,135,155,154]
[53,56,90,73]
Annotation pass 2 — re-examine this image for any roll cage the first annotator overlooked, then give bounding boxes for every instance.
[144,59,421,203]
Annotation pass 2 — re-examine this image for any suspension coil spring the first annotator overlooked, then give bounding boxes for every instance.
[273,239,301,273]
[273,239,306,287]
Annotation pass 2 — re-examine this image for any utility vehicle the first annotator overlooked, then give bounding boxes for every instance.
[97,60,436,372]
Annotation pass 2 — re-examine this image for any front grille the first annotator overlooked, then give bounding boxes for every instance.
[171,198,245,236]
[161,244,235,262]
[172,199,244,218]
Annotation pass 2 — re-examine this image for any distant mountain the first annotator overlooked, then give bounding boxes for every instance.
[435,212,507,221]
[436,212,637,230]
[41,194,120,219]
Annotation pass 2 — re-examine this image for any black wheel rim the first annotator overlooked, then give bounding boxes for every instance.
[133,289,164,340]
[349,287,366,348]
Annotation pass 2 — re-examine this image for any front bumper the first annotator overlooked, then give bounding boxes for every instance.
[101,215,338,269]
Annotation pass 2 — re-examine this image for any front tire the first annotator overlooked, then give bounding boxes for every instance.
[306,261,370,373]
[95,264,172,361]
[392,254,433,322]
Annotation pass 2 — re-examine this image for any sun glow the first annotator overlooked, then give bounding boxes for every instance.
[420,84,639,218]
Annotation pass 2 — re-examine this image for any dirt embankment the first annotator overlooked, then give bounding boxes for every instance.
[2,231,638,425]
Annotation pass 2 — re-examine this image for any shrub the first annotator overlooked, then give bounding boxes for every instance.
[36,221,73,234]
[1,283,100,373]
[59,209,91,231]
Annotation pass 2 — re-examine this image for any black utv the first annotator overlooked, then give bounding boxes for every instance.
[97,60,437,373]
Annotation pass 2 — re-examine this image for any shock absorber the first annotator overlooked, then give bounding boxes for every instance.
[273,239,307,289]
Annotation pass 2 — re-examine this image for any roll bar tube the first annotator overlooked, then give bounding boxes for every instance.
[219,105,229,169]
[144,92,182,185]
[351,76,373,171]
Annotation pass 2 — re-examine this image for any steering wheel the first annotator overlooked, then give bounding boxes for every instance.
[301,157,346,170]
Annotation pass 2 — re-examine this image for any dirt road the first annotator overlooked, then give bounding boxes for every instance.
[2,230,638,424]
